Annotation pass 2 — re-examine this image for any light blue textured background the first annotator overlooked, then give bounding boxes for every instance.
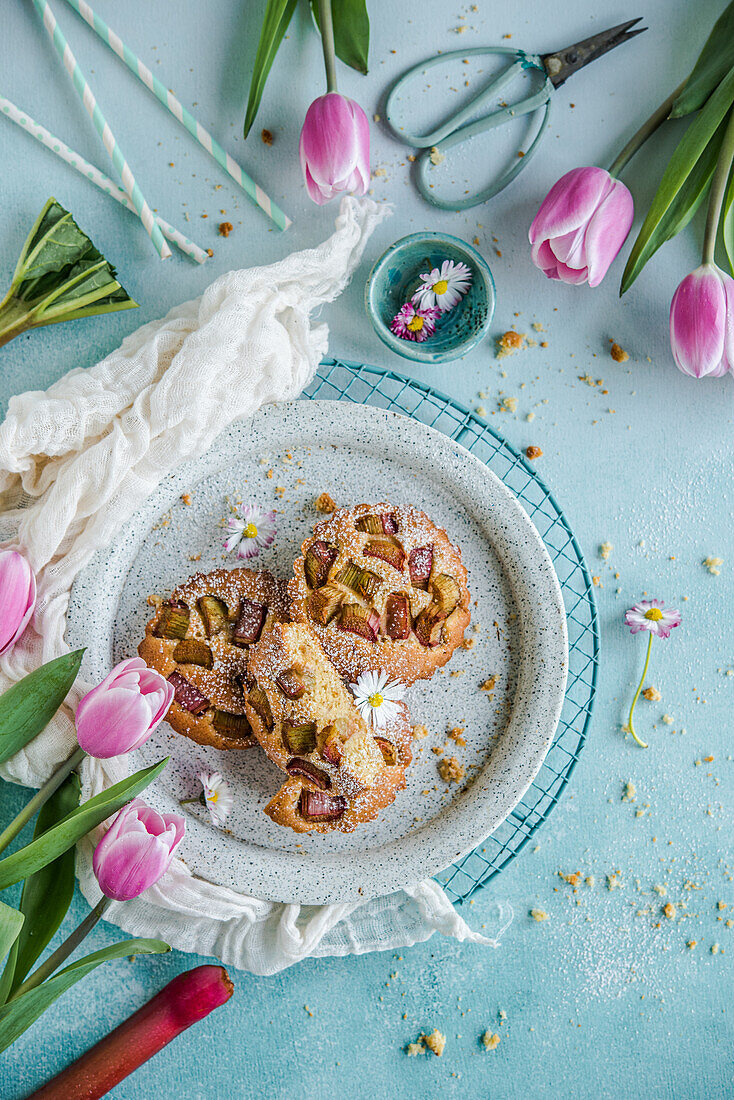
[1,1,732,1097]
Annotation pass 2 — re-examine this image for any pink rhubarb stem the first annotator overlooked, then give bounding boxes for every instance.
[27,965,234,1100]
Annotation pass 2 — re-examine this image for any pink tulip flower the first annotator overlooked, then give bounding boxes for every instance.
[93,797,185,901]
[75,657,174,759]
[299,92,370,205]
[0,549,36,656]
[669,263,734,378]
[529,166,634,287]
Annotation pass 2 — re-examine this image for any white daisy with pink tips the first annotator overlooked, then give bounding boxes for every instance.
[624,599,681,639]
[223,502,276,560]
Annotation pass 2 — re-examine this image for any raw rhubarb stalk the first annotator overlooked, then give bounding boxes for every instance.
[28,965,233,1100]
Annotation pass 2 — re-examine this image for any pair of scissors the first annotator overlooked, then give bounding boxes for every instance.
[384,19,646,210]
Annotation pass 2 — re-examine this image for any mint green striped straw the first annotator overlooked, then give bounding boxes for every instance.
[0,96,209,263]
[60,0,292,231]
[32,0,171,259]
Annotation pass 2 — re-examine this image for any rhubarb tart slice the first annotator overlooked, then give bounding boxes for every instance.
[138,567,289,750]
[288,503,471,684]
[245,621,412,833]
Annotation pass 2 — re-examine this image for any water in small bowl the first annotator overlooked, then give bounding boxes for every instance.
[366,232,495,364]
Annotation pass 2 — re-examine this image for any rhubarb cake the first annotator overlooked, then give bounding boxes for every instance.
[288,503,471,683]
[245,621,412,832]
[138,567,289,751]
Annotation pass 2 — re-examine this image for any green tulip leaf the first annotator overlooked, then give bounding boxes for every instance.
[0,772,81,1003]
[311,0,370,74]
[722,162,734,275]
[0,759,169,891]
[0,937,169,1053]
[671,0,734,118]
[0,650,84,766]
[621,70,734,294]
[0,903,24,969]
[243,0,299,138]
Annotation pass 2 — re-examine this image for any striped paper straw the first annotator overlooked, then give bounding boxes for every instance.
[0,96,209,263]
[32,0,172,259]
[60,0,292,231]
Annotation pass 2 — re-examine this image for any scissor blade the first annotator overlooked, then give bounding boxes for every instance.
[541,18,647,88]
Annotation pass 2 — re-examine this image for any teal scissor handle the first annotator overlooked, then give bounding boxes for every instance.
[385,46,554,210]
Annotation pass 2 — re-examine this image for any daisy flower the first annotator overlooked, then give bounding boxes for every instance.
[223,501,276,560]
[623,599,681,748]
[412,259,472,312]
[624,599,681,639]
[198,772,233,827]
[350,669,405,730]
[390,302,439,343]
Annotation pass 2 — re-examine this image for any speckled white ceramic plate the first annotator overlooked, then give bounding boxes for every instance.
[67,401,568,905]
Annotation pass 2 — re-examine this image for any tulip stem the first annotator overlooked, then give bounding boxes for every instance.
[626,633,653,749]
[703,106,734,264]
[317,0,338,93]
[10,896,112,1000]
[608,80,688,178]
[0,745,86,857]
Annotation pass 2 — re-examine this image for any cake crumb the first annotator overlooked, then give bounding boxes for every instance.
[447,727,467,746]
[261,128,273,145]
[642,686,661,701]
[481,1031,501,1050]
[314,492,337,514]
[662,714,673,725]
[687,940,697,949]
[585,876,595,888]
[610,341,629,362]
[406,1042,424,1057]
[526,445,543,460]
[422,1029,446,1056]
[146,593,163,609]
[500,396,518,413]
[703,556,723,575]
[606,873,622,890]
[530,908,548,921]
[711,943,720,955]
[218,221,233,237]
[622,781,637,802]
[412,724,429,740]
[180,493,192,506]
[558,871,580,887]
[496,330,526,359]
[663,902,676,919]
[438,756,465,783]
[429,146,445,166]
[599,541,613,560]
[480,675,498,692]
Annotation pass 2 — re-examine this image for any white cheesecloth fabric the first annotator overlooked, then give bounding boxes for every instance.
[0,196,512,976]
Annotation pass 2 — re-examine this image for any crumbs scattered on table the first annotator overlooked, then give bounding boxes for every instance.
[525,445,543,460]
[610,341,629,362]
[181,492,192,506]
[499,395,518,413]
[599,541,613,560]
[447,726,466,746]
[429,146,445,166]
[261,128,273,145]
[606,873,623,890]
[558,871,580,887]
[218,221,233,237]
[530,908,548,921]
[481,1031,501,1050]
[314,492,337,514]
[642,686,661,701]
[703,556,723,575]
[622,781,636,802]
[407,1029,446,1056]
[412,724,429,740]
[496,330,526,359]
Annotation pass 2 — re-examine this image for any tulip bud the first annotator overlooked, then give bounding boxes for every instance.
[75,657,174,759]
[529,166,634,287]
[0,549,36,656]
[669,263,734,378]
[299,92,370,205]
[93,798,185,901]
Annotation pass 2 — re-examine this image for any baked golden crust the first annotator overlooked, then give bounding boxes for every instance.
[288,503,471,684]
[245,621,410,832]
[138,567,289,751]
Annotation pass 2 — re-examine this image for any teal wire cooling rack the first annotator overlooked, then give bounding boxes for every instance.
[304,358,599,905]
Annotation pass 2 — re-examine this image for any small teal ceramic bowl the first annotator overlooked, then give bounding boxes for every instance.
[365,232,496,364]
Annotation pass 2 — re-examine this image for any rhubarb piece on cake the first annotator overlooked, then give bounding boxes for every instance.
[245,621,413,833]
[138,567,289,751]
[288,503,471,683]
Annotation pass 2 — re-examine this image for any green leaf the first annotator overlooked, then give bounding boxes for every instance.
[671,0,734,117]
[0,759,169,891]
[0,198,137,349]
[722,162,734,274]
[243,0,299,139]
[0,773,81,1002]
[0,903,23,968]
[311,0,370,74]
[0,938,169,1053]
[621,69,734,294]
[0,650,85,767]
